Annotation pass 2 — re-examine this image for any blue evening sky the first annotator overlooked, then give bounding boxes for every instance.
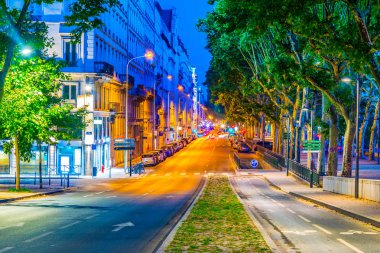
[159,0,213,100]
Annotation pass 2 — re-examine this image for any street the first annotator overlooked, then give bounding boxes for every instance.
[232,175,380,253]
[2,137,380,253]
[0,137,234,253]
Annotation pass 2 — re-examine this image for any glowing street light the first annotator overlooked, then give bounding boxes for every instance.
[125,50,154,175]
[21,47,32,56]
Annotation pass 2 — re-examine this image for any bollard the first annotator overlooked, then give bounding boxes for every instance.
[67,173,70,188]
[60,173,63,187]
[14,172,16,185]
[48,169,51,186]
[34,172,37,185]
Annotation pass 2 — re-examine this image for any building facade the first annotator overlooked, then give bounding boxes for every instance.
[3,0,196,176]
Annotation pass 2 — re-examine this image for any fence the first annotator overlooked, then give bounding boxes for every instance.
[131,162,145,175]
[233,153,241,168]
[256,143,320,187]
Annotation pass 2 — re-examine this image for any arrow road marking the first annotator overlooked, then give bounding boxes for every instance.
[340,230,378,235]
[112,222,135,232]
[0,222,25,230]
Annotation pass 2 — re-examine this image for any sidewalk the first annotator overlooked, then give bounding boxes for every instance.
[0,185,65,204]
[239,152,380,228]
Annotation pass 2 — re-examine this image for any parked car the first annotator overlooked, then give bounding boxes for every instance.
[167,144,176,154]
[237,142,251,153]
[142,152,158,166]
[154,149,165,162]
[180,139,187,147]
[181,138,189,144]
[162,146,173,157]
[177,141,184,150]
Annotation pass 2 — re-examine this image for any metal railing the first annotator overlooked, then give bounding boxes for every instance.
[20,165,48,175]
[289,160,320,187]
[131,162,145,175]
[0,165,10,174]
[264,152,279,169]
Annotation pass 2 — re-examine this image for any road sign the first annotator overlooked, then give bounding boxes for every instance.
[250,159,259,169]
[302,140,321,151]
[114,138,135,150]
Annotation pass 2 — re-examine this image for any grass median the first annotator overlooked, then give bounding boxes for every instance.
[166,176,271,253]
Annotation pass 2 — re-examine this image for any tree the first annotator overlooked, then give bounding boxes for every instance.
[0,56,86,190]
[0,0,119,101]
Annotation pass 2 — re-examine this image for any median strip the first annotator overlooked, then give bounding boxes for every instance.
[165,176,271,252]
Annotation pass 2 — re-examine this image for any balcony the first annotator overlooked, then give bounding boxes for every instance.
[94,62,114,76]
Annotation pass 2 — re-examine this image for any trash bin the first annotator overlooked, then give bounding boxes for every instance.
[93,167,97,177]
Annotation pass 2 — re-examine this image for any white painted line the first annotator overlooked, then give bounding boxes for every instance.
[95,191,105,195]
[152,174,157,176]
[112,222,135,232]
[0,247,13,253]
[83,194,94,198]
[194,173,200,176]
[164,173,171,176]
[277,203,285,207]
[287,208,296,214]
[24,232,52,243]
[337,238,364,253]
[105,196,117,198]
[61,221,81,229]
[143,193,149,196]
[85,214,99,220]
[208,173,214,176]
[312,224,332,235]
[298,215,311,223]
[180,173,186,176]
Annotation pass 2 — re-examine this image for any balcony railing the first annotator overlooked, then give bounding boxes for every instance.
[94,62,114,76]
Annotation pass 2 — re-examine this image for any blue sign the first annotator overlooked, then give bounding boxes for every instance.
[250,159,259,169]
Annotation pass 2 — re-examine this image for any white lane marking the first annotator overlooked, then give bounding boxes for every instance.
[208,172,214,176]
[0,247,13,253]
[298,215,311,223]
[83,194,94,198]
[194,173,200,176]
[337,238,364,253]
[283,230,317,235]
[105,196,117,198]
[152,174,157,176]
[61,221,81,229]
[95,191,105,195]
[180,173,186,176]
[0,222,24,230]
[277,203,285,207]
[24,232,53,243]
[112,222,135,232]
[287,208,296,214]
[85,214,99,220]
[164,173,171,176]
[143,193,149,196]
[312,224,332,235]
[340,230,378,235]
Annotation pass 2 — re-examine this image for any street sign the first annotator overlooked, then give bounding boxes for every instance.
[250,159,259,169]
[302,140,321,152]
[114,138,135,150]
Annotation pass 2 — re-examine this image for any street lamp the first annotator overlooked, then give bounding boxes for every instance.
[342,75,360,198]
[302,108,314,188]
[282,115,290,176]
[125,50,154,175]
[21,47,33,56]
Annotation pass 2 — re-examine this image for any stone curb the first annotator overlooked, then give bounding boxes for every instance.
[263,176,380,229]
[0,189,65,204]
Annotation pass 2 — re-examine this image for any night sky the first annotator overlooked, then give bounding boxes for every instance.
[159,0,213,102]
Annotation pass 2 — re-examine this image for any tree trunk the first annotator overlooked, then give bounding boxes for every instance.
[368,99,380,160]
[14,135,21,191]
[39,144,43,189]
[359,95,372,158]
[327,106,339,176]
[341,120,356,177]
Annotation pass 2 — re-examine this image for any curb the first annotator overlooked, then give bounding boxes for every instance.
[263,176,380,229]
[288,191,380,228]
[0,189,65,204]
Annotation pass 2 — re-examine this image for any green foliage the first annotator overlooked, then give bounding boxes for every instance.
[8,188,32,193]
[0,56,86,162]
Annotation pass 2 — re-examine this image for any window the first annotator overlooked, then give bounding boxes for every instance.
[62,39,77,66]
[62,83,77,100]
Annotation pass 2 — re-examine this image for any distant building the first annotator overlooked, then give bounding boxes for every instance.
[2,0,195,176]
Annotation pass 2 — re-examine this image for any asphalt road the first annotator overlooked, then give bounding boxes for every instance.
[0,136,234,253]
[232,175,380,253]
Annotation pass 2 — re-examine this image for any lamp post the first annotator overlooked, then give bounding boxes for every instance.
[302,108,314,188]
[125,51,153,174]
[342,75,360,198]
[283,115,290,176]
